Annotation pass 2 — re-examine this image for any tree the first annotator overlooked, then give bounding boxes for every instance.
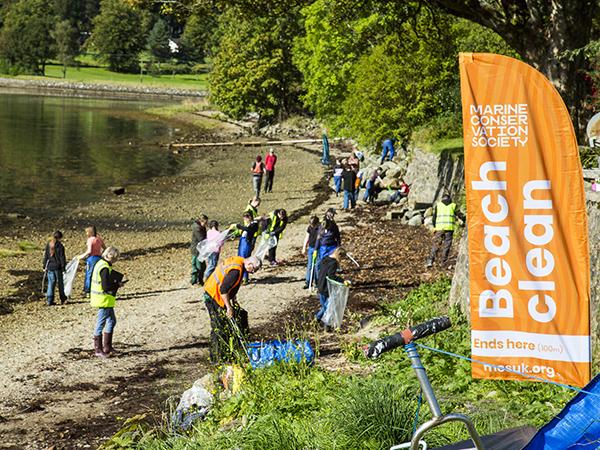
[147,18,172,62]
[179,12,217,63]
[210,7,304,123]
[88,0,147,72]
[0,0,55,74]
[425,0,600,137]
[51,19,79,78]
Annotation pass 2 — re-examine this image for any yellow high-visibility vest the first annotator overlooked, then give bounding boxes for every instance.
[90,259,116,308]
[435,202,456,231]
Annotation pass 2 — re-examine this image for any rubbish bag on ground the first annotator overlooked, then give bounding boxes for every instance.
[63,257,79,298]
[171,374,215,430]
[196,230,230,262]
[253,234,278,260]
[322,277,349,329]
[246,339,314,369]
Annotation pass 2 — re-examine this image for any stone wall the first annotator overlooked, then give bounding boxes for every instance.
[404,148,464,207]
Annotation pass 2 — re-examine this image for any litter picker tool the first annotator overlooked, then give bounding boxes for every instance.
[228,316,251,363]
[346,252,360,268]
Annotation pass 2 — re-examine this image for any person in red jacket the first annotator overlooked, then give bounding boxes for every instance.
[264,148,277,193]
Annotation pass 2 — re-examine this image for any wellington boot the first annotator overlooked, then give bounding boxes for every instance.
[94,335,108,358]
[102,332,117,355]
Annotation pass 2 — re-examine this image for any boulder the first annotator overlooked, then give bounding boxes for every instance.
[424,207,433,218]
[386,210,404,220]
[385,166,403,179]
[405,209,422,219]
[407,215,423,226]
[424,216,433,227]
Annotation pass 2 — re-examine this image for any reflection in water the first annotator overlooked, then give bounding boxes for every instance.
[0,93,183,215]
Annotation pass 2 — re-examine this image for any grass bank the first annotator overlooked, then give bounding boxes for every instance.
[105,279,575,450]
[16,63,208,91]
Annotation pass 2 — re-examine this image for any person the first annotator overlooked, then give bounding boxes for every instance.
[389,180,411,204]
[426,193,466,268]
[302,216,321,289]
[190,214,208,285]
[78,225,106,298]
[341,165,357,209]
[315,208,341,278]
[204,221,223,281]
[251,155,266,198]
[316,247,347,325]
[244,196,261,219]
[265,209,288,265]
[363,168,383,203]
[43,230,67,306]
[332,159,343,196]
[321,132,330,165]
[236,212,259,282]
[264,148,277,193]
[380,138,397,163]
[355,169,363,201]
[348,151,360,171]
[90,247,125,358]
[203,255,262,363]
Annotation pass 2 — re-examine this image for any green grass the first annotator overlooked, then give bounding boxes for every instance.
[0,248,25,257]
[105,279,580,449]
[17,63,209,91]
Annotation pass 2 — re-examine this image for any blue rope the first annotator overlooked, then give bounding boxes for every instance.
[413,389,423,434]
[415,343,600,398]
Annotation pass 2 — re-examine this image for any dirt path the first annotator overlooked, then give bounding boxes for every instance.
[0,139,330,449]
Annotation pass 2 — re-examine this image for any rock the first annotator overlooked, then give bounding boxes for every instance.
[424,207,433,218]
[386,167,403,179]
[407,215,423,226]
[405,209,422,219]
[386,210,404,220]
[109,186,126,195]
[424,216,433,227]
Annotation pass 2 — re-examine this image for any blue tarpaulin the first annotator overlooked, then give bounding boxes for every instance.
[246,339,315,369]
[523,374,600,449]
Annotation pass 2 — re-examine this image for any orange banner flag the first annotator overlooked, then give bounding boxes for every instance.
[459,53,591,387]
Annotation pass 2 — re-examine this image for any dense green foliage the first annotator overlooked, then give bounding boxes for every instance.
[88,0,147,72]
[209,6,304,122]
[107,278,576,449]
[146,19,171,62]
[0,0,56,74]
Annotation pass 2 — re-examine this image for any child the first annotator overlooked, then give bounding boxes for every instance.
[204,220,222,281]
[316,247,347,325]
[78,225,106,297]
[333,159,343,196]
[302,216,321,289]
[236,212,259,282]
[43,230,67,305]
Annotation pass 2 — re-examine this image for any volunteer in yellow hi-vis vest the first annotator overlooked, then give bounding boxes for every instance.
[90,247,126,358]
[426,193,466,268]
[203,255,262,363]
[265,209,287,266]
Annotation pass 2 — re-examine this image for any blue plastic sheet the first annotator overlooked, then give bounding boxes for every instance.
[246,340,315,369]
[523,374,600,449]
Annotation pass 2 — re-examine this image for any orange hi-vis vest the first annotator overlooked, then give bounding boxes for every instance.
[204,256,245,307]
[252,162,263,174]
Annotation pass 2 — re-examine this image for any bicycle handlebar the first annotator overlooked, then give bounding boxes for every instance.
[365,316,451,359]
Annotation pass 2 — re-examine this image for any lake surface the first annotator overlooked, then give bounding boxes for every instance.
[0,92,184,216]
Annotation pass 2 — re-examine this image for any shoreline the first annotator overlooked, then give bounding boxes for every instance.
[0,76,207,101]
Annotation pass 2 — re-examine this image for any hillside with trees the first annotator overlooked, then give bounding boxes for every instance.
[0,0,597,144]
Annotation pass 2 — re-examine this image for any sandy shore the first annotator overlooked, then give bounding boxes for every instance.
[0,109,331,448]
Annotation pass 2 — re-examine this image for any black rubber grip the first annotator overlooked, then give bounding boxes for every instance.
[410,316,451,341]
[366,333,404,359]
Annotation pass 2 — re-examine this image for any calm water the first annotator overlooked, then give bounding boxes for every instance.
[0,92,184,216]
